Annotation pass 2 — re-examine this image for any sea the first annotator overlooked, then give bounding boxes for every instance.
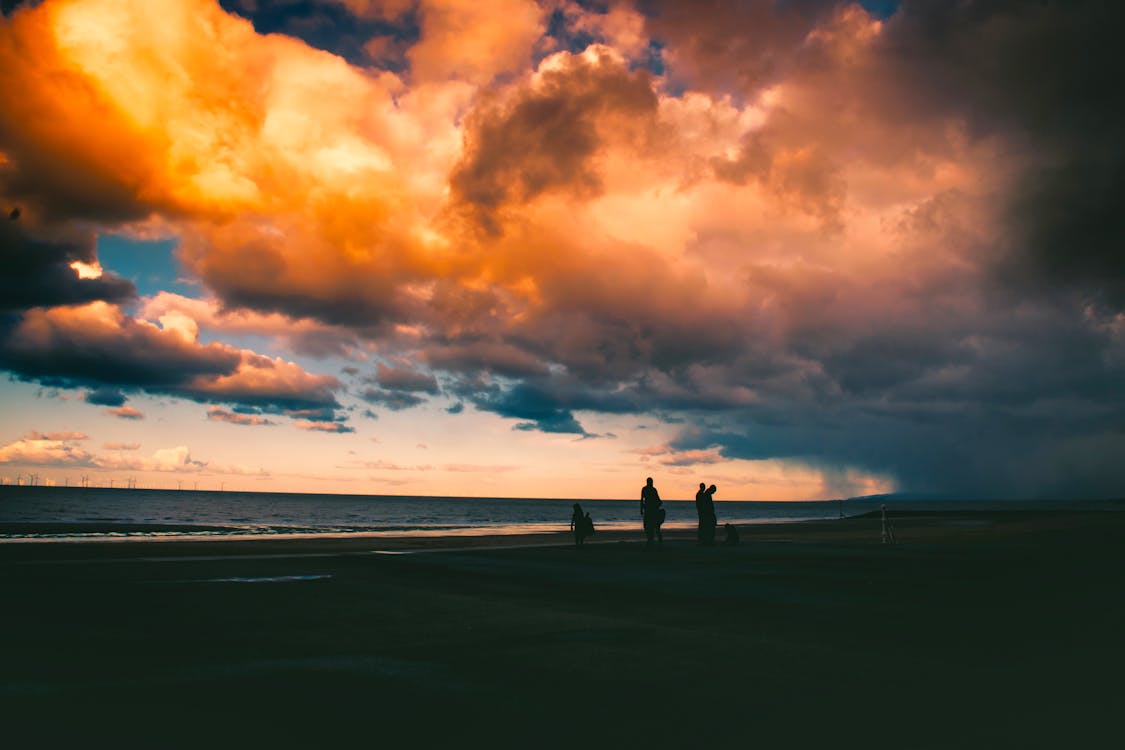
[0,485,1120,542]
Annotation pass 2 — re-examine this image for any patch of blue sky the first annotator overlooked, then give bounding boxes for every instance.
[96,235,196,299]
[216,0,419,69]
[858,0,900,18]
[774,0,899,15]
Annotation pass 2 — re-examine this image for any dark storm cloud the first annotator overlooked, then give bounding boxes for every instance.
[454,376,643,435]
[497,390,587,434]
[451,378,586,434]
[84,386,127,407]
[870,0,1125,307]
[641,0,1125,306]
[655,288,1125,499]
[0,222,135,313]
[673,390,1125,501]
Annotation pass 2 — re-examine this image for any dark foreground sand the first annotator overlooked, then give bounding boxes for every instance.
[2,512,1124,748]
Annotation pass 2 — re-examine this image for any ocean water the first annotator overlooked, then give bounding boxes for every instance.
[0,485,1118,542]
[0,485,859,541]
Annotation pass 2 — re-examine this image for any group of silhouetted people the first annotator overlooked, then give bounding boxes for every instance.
[570,478,741,548]
[695,481,718,546]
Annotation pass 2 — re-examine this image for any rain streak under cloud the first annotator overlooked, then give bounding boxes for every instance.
[0,0,1123,499]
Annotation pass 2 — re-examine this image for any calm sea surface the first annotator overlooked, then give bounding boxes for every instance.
[0,485,1118,542]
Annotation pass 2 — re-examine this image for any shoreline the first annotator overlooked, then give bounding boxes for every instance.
[3,508,1123,561]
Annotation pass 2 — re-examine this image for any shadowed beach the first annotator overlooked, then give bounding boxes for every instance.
[3,511,1125,748]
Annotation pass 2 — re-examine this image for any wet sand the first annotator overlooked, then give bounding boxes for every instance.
[3,511,1124,748]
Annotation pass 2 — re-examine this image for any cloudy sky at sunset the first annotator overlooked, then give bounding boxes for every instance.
[1,0,1122,500]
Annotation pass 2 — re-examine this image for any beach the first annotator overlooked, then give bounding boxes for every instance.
[3,511,1124,748]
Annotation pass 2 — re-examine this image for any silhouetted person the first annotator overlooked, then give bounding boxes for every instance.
[570,502,590,547]
[881,504,896,544]
[693,482,708,545]
[641,477,664,548]
[584,512,595,539]
[696,483,717,546]
[723,523,740,546]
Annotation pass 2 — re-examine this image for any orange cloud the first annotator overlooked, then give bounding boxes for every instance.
[408,0,545,85]
[107,406,144,420]
[0,434,92,466]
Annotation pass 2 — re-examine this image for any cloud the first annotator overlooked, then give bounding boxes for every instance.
[294,420,356,433]
[0,0,1122,497]
[0,432,246,474]
[374,363,440,394]
[450,44,659,227]
[636,444,725,467]
[106,405,144,420]
[467,380,589,435]
[360,388,426,411]
[103,442,141,450]
[206,406,276,427]
[423,342,549,378]
[342,459,433,471]
[439,463,517,473]
[25,430,88,441]
[0,300,342,418]
[359,362,440,410]
[84,386,127,407]
[0,433,92,466]
[0,221,135,313]
[407,0,545,86]
[139,292,363,359]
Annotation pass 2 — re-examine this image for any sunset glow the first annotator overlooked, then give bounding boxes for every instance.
[1,0,1122,500]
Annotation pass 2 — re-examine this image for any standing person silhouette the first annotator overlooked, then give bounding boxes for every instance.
[641,477,664,548]
[694,482,710,546]
[570,503,589,547]
[699,484,717,546]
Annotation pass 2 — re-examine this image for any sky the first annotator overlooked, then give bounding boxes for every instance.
[1,0,1123,501]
